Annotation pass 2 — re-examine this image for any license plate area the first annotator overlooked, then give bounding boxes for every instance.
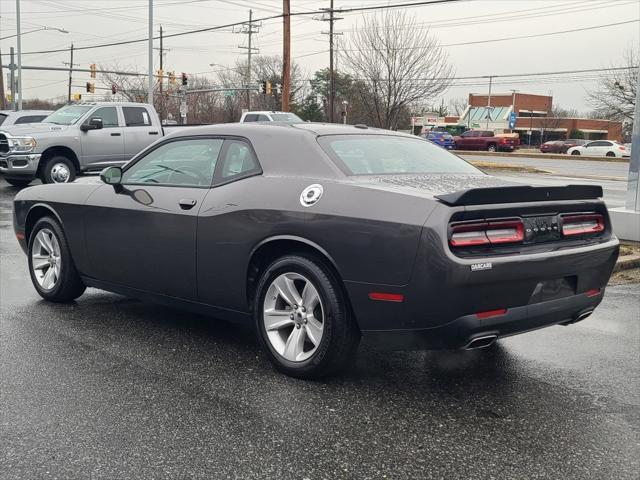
[528,276,577,303]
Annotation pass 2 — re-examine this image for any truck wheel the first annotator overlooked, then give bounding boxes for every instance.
[4,178,32,188]
[28,216,86,302]
[40,156,76,184]
[487,144,497,152]
[255,254,360,379]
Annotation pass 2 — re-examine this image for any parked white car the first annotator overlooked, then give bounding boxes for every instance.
[239,111,304,123]
[567,140,630,158]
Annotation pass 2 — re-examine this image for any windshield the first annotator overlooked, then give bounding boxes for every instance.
[319,135,481,176]
[43,105,93,125]
[270,113,303,122]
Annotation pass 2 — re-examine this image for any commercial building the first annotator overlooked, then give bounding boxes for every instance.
[455,92,622,144]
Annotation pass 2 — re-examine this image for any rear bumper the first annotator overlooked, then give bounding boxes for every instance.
[0,153,40,177]
[362,288,603,350]
[346,236,619,350]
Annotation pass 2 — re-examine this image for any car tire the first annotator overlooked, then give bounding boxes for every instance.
[606,151,616,157]
[4,178,32,188]
[40,155,76,184]
[571,150,580,155]
[487,144,497,152]
[28,216,86,302]
[254,254,360,379]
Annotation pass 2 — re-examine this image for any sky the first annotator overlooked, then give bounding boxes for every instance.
[0,0,638,113]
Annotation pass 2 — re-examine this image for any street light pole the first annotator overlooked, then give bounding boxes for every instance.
[16,0,22,110]
[148,0,154,106]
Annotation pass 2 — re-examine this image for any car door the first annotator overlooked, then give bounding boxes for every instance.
[122,105,160,160]
[196,138,263,310]
[83,136,224,300]
[79,106,125,168]
[586,141,607,156]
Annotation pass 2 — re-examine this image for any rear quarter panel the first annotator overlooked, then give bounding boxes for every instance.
[196,175,436,312]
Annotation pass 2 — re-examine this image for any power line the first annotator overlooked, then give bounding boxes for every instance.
[0,0,465,57]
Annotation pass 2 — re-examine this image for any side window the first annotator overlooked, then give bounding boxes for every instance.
[89,107,119,128]
[218,139,260,180]
[14,115,46,124]
[123,107,151,127]
[256,114,270,121]
[243,114,259,122]
[122,138,224,187]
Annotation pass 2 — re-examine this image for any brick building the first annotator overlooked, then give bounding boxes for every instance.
[456,92,622,144]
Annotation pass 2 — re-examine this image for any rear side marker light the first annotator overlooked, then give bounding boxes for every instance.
[16,232,25,241]
[368,292,404,302]
[586,288,601,297]
[561,214,605,236]
[450,219,524,247]
[476,308,507,319]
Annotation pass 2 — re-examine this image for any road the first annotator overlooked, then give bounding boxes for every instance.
[460,154,630,208]
[1,177,638,479]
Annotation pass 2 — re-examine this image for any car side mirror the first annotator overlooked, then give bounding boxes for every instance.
[81,117,103,132]
[100,166,122,189]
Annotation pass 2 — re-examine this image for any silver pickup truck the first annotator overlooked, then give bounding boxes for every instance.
[0,102,164,186]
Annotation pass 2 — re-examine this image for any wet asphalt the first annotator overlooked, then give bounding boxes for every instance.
[0,178,639,480]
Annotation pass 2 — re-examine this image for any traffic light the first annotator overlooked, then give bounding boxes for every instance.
[275,83,282,95]
[259,81,266,94]
[181,72,188,86]
[266,81,272,96]
[73,93,82,101]
[111,84,117,95]
[85,82,95,93]
[90,64,97,79]
[169,71,176,85]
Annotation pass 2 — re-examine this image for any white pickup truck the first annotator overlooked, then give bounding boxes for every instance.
[0,102,168,186]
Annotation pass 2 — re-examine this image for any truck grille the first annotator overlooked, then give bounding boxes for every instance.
[0,134,8,154]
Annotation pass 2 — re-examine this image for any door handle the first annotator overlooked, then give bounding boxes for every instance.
[110,132,121,136]
[179,198,197,210]
[149,131,159,135]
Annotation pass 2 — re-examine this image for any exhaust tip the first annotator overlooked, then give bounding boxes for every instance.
[576,310,594,322]
[465,334,498,350]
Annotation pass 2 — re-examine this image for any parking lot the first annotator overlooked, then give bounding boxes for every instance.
[1,177,638,480]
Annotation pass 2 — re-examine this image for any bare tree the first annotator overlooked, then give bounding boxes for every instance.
[340,10,453,129]
[587,48,637,122]
[448,97,468,117]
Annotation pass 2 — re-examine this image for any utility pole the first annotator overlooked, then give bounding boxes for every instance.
[282,0,291,112]
[485,75,493,129]
[148,0,154,106]
[63,44,77,103]
[10,47,16,110]
[235,10,259,111]
[16,0,23,110]
[320,1,342,123]
[0,49,5,110]
[159,26,163,119]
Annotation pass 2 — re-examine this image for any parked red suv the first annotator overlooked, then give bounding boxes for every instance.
[453,130,518,152]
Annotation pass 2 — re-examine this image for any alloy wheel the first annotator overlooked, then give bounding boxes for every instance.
[31,228,61,290]
[262,272,324,362]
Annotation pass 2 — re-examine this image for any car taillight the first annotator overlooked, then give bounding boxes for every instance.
[450,219,524,247]
[561,213,605,236]
[619,146,625,150]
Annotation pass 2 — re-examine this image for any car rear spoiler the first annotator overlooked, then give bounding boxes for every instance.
[435,184,603,206]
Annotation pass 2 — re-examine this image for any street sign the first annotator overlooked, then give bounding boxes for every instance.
[509,111,517,129]
[179,102,188,115]
[224,90,235,98]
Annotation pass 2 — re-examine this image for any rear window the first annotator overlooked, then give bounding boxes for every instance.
[269,113,303,122]
[0,114,6,126]
[123,107,151,126]
[318,135,481,176]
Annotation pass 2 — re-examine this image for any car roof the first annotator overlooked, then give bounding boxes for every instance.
[168,122,411,139]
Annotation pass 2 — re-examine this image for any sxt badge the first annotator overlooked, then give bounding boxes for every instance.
[471,262,492,272]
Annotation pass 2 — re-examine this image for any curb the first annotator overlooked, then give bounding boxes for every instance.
[614,254,640,273]
[457,151,629,163]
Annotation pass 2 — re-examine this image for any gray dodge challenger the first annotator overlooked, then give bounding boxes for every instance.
[12,123,619,378]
